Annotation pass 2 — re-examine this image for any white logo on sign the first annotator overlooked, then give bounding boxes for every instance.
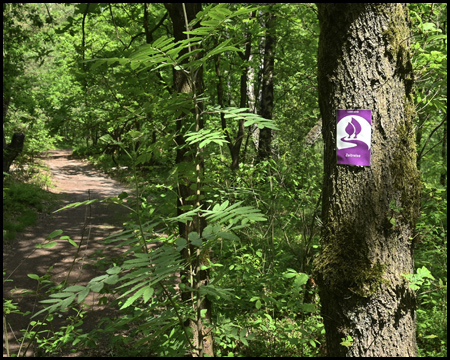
[337,116,371,150]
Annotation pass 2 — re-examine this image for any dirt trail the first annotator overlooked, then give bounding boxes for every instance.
[3,149,133,356]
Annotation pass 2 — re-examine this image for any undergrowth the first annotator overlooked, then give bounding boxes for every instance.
[3,162,58,244]
[3,143,446,357]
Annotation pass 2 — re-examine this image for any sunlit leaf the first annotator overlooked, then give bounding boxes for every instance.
[46,229,63,239]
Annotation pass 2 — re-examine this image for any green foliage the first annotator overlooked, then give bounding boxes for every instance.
[3,179,57,242]
[413,180,447,357]
[403,266,435,291]
[409,3,447,186]
[208,106,279,130]
[3,267,86,357]
[340,335,353,348]
[185,128,229,148]
[29,190,271,355]
[3,2,446,357]
[206,231,323,356]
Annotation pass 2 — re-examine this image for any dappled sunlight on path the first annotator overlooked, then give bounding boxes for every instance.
[3,149,132,356]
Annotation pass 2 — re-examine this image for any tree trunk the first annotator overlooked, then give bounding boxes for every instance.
[165,3,214,357]
[257,7,275,161]
[214,11,253,171]
[440,113,447,186]
[214,51,245,171]
[242,44,258,161]
[3,131,25,177]
[3,97,26,177]
[313,4,421,357]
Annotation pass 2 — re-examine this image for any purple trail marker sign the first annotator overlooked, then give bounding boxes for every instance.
[336,109,372,166]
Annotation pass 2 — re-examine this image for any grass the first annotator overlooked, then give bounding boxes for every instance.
[3,163,59,244]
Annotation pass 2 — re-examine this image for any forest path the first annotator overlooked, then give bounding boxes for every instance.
[3,149,132,356]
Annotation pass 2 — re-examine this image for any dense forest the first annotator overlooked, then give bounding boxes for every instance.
[3,3,447,357]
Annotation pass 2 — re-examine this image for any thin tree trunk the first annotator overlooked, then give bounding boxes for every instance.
[257,6,275,161]
[3,132,25,177]
[165,3,214,357]
[214,11,253,170]
[243,45,257,161]
[440,113,447,186]
[314,4,421,356]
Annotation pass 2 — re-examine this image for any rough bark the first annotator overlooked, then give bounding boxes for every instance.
[304,118,322,147]
[313,4,421,357]
[165,3,214,357]
[257,7,275,161]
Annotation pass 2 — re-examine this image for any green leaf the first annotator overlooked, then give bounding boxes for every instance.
[427,34,447,42]
[184,27,215,36]
[255,299,262,309]
[177,48,203,63]
[104,274,119,285]
[130,61,141,71]
[77,287,90,304]
[422,22,438,32]
[416,266,435,280]
[204,201,267,225]
[175,237,187,251]
[210,106,278,130]
[59,294,76,309]
[121,286,153,310]
[49,292,74,299]
[39,298,62,303]
[60,236,77,247]
[90,282,104,292]
[301,303,316,313]
[200,19,221,28]
[283,270,297,279]
[294,273,309,287]
[90,274,109,282]
[90,59,106,71]
[107,58,120,66]
[185,128,229,148]
[53,199,100,212]
[205,39,242,58]
[340,335,353,348]
[202,224,221,240]
[239,328,249,346]
[106,266,122,275]
[189,232,202,247]
[43,241,57,248]
[142,287,154,303]
[46,229,63,239]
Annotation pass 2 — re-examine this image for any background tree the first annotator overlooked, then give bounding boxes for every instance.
[314,4,421,356]
[409,3,447,185]
[3,3,55,173]
[257,4,275,160]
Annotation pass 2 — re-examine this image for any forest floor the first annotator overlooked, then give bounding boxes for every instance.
[3,149,133,357]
